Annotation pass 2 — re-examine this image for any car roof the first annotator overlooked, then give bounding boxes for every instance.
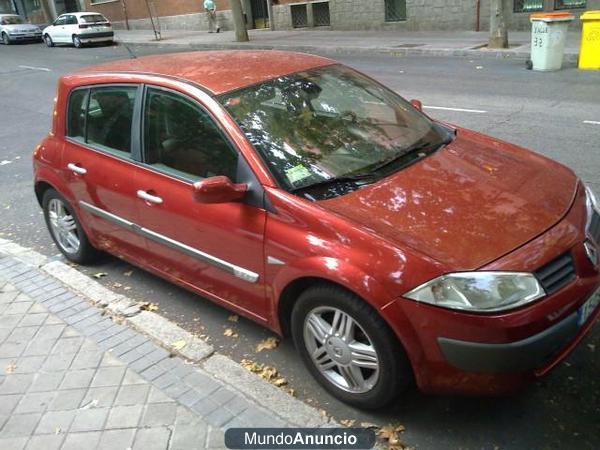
[75,50,335,95]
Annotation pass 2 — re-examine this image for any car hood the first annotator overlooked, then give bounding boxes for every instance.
[319,128,578,270]
[3,24,40,32]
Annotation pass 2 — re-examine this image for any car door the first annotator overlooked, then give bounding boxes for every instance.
[134,85,268,319]
[61,84,148,260]
[49,15,67,42]
[63,15,78,42]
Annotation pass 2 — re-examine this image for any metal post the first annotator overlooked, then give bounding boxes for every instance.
[121,0,130,30]
[267,0,274,30]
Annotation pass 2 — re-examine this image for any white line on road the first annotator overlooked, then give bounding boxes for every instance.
[18,65,51,72]
[424,105,487,114]
[583,120,600,125]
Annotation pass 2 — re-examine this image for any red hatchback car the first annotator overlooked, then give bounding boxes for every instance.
[33,51,600,409]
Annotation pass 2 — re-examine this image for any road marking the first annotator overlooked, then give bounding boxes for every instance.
[424,105,487,114]
[18,65,51,72]
[583,120,600,125]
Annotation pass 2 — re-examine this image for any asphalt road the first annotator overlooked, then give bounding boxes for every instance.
[1,42,599,450]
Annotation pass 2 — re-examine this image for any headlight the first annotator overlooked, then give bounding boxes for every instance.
[404,272,545,312]
[585,184,599,214]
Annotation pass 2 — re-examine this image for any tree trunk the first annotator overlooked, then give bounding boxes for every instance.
[489,0,508,49]
[39,0,54,23]
[229,0,249,42]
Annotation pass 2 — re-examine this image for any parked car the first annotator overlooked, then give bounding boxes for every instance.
[33,51,600,409]
[42,12,113,48]
[0,14,42,44]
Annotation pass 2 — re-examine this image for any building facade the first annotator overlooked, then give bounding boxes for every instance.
[12,0,597,30]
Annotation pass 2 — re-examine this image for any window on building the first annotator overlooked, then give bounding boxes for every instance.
[142,88,238,181]
[555,0,586,9]
[385,0,406,22]
[86,86,137,157]
[514,0,544,13]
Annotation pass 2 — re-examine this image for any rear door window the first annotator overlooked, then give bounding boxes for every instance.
[66,85,138,159]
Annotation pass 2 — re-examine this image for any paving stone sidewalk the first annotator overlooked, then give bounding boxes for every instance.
[0,252,294,450]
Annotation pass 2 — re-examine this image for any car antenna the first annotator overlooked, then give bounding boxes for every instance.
[122,42,137,59]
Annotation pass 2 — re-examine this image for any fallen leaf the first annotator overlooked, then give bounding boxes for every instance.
[123,286,132,291]
[319,409,328,417]
[223,328,238,338]
[256,336,279,352]
[273,377,287,387]
[172,340,187,351]
[123,270,133,277]
[55,427,61,434]
[476,66,483,69]
[588,343,596,352]
[5,361,17,374]
[287,388,296,397]
[93,272,108,279]
[139,302,159,312]
[340,419,356,427]
[228,314,239,322]
[113,283,123,288]
[377,424,407,447]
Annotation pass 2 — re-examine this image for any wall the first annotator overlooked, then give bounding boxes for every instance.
[86,0,600,32]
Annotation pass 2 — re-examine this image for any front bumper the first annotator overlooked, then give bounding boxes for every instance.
[7,33,42,41]
[382,185,600,395]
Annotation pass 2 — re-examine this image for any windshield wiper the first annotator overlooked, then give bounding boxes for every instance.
[291,172,376,194]
[367,126,455,176]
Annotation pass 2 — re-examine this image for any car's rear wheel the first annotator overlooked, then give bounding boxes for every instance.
[44,34,54,47]
[291,284,412,409]
[43,189,99,264]
[72,35,82,48]
[2,33,11,45]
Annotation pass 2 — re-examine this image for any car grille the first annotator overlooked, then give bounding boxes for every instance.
[588,210,600,244]
[534,252,576,295]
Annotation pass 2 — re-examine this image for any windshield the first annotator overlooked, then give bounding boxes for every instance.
[1,16,24,25]
[80,14,107,23]
[219,64,447,199]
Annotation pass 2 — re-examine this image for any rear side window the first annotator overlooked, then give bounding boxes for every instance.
[67,89,88,140]
[65,15,78,25]
[66,85,138,158]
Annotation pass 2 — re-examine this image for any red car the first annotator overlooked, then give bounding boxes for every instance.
[33,51,600,409]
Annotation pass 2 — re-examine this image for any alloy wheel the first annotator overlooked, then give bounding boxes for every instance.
[47,198,80,254]
[303,306,380,393]
[73,35,82,48]
[2,33,9,45]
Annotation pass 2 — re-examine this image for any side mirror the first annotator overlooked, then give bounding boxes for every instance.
[410,99,423,112]
[193,176,247,204]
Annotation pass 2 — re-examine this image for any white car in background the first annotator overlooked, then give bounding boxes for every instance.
[43,12,113,48]
[0,14,42,44]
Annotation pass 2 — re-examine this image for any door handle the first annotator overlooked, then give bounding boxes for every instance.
[137,190,163,204]
[67,163,87,175]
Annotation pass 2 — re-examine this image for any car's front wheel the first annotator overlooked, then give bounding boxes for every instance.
[43,189,99,264]
[44,34,54,47]
[291,284,412,409]
[72,35,82,48]
[2,33,11,45]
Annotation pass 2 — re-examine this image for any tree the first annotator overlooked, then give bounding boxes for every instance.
[39,0,54,22]
[489,0,508,49]
[229,0,249,42]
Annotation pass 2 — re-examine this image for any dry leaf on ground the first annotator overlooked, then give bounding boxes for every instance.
[377,424,407,448]
[5,361,17,374]
[223,328,238,338]
[123,270,133,277]
[228,315,239,322]
[240,359,288,387]
[256,336,279,352]
[340,419,356,427]
[92,272,108,279]
[139,302,159,312]
[171,340,187,351]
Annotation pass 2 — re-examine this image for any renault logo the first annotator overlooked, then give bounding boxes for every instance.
[584,240,599,267]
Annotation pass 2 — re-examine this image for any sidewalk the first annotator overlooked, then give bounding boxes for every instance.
[0,242,330,449]
[114,29,581,63]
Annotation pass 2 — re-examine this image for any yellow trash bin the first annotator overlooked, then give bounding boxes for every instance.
[579,10,600,69]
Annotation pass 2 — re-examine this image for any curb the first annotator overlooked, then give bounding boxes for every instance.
[0,237,333,428]
[115,37,580,64]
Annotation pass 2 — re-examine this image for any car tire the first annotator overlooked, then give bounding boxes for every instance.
[44,34,54,47]
[42,189,100,264]
[2,32,11,45]
[291,284,412,409]
[72,35,82,48]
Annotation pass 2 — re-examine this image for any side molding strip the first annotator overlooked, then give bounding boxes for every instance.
[79,201,259,283]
